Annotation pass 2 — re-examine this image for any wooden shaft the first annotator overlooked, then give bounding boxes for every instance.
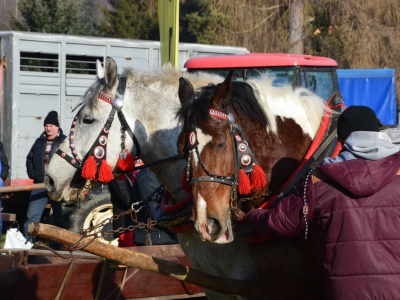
[29,222,267,299]
[0,183,45,193]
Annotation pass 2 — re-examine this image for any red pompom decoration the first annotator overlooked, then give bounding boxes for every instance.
[98,159,114,182]
[81,155,97,180]
[251,164,267,190]
[116,174,126,180]
[117,150,135,171]
[238,168,251,194]
[118,231,136,248]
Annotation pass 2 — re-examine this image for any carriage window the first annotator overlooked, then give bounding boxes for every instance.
[20,52,59,72]
[299,68,336,101]
[66,55,103,75]
[246,67,295,87]
[187,67,295,85]
[188,69,246,81]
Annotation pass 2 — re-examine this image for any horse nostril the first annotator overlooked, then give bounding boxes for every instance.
[209,217,221,236]
[44,175,55,192]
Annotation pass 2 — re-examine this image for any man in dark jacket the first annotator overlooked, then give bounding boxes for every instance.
[245,106,400,300]
[24,111,67,245]
[108,163,178,247]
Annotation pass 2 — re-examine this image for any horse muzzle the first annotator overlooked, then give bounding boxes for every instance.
[44,175,64,201]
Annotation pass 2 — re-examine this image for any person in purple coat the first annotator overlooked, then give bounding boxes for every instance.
[245,105,400,300]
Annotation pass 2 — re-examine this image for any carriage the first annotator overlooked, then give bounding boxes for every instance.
[1,53,347,299]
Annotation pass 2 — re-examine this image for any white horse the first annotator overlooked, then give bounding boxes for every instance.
[45,57,260,299]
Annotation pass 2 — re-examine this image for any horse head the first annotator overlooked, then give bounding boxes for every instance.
[46,56,225,206]
[177,72,245,243]
[45,57,134,201]
[177,72,329,244]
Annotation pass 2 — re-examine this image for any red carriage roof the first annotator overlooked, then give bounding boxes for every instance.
[184,53,338,69]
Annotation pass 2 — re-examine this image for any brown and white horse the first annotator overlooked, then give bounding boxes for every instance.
[177,71,332,298]
[176,71,329,243]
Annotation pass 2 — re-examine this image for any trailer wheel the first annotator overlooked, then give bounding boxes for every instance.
[67,186,118,246]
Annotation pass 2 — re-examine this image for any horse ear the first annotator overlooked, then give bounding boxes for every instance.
[179,77,194,106]
[96,60,104,79]
[212,70,234,106]
[104,57,118,90]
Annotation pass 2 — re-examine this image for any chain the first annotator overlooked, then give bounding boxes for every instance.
[79,184,184,240]
[302,167,315,240]
[239,190,279,202]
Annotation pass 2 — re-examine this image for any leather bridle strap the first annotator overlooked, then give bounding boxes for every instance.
[56,148,82,169]
[117,110,141,157]
[189,147,236,186]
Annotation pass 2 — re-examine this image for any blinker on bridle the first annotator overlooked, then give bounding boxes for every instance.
[56,76,141,183]
[184,108,267,220]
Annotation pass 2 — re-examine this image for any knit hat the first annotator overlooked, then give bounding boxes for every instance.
[337,106,380,141]
[44,111,60,127]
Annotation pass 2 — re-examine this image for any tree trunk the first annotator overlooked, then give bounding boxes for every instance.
[288,0,304,54]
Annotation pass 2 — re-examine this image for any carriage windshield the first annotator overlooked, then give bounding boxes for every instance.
[299,67,337,101]
[186,66,337,101]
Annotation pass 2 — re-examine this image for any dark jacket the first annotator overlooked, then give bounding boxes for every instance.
[26,129,66,183]
[245,152,400,300]
[109,169,178,245]
[0,141,10,182]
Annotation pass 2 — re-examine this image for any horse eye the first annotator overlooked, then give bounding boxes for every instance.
[82,118,94,124]
[216,142,226,150]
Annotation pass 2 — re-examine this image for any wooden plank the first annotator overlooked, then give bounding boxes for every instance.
[1,213,16,222]
[0,249,206,299]
[29,223,267,298]
[0,183,45,193]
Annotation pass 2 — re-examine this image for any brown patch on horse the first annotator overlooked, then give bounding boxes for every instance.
[241,117,313,210]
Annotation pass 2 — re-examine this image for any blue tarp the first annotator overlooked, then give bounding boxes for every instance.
[337,69,397,125]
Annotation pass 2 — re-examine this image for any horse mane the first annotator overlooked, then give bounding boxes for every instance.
[123,64,224,95]
[246,75,328,138]
[80,64,224,111]
[81,78,106,110]
[176,81,269,129]
[177,74,328,139]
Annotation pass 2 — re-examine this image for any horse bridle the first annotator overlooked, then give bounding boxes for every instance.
[184,108,258,219]
[56,76,141,178]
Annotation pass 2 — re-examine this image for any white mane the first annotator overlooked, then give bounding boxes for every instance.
[247,74,328,138]
[123,65,224,95]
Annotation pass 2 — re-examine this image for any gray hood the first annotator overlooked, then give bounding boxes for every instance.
[323,131,399,165]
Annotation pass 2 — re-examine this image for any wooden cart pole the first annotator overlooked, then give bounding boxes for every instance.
[0,183,45,193]
[29,222,268,299]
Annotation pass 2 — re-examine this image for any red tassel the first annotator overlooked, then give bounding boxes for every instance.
[238,168,252,194]
[181,167,191,193]
[81,155,97,180]
[98,159,114,182]
[117,151,136,171]
[118,231,136,247]
[251,164,267,190]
